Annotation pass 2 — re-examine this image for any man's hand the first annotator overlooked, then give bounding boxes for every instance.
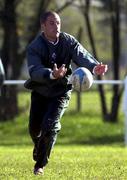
[52,64,67,79]
[93,63,108,75]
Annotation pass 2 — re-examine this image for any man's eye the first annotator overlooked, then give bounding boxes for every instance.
[50,21,54,25]
[49,21,60,25]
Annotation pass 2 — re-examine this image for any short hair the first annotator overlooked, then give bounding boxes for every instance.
[40,11,59,24]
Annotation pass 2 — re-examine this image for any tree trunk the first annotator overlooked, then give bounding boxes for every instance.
[83,0,108,119]
[0,0,19,121]
[110,0,121,122]
[0,0,73,121]
[82,0,122,122]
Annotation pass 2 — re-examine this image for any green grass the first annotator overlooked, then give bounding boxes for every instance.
[0,91,126,179]
[0,146,127,179]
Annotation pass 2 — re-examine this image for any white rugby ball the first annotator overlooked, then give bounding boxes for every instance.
[70,67,93,92]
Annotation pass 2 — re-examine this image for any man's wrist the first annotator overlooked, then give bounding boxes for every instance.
[50,72,56,79]
[93,66,96,75]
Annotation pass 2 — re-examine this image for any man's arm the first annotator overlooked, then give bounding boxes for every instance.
[27,46,52,83]
[71,42,98,72]
[71,39,108,75]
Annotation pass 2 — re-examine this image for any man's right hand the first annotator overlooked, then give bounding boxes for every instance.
[52,64,67,79]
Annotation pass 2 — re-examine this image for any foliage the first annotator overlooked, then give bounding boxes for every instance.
[0,0,127,122]
[0,0,52,120]
[76,0,126,122]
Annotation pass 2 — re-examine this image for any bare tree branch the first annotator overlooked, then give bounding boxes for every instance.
[56,0,75,13]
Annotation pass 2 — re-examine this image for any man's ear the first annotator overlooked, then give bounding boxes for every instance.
[41,24,45,31]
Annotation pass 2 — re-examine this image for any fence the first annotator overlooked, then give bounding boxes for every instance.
[3,78,127,146]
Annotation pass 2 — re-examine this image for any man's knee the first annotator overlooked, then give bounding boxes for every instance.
[29,122,41,139]
[46,119,61,134]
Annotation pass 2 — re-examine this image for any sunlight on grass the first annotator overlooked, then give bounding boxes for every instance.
[0,90,126,179]
[0,145,127,179]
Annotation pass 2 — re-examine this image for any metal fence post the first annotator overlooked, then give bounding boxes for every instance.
[123,76,127,146]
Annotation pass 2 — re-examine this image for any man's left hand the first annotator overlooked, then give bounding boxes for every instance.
[93,63,108,75]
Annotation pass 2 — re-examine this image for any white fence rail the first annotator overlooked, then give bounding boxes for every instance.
[4,80,25,85]
[2,78,127,146]
[3,79,124,85]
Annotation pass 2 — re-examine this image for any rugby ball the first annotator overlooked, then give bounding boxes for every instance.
[70,67,93,92]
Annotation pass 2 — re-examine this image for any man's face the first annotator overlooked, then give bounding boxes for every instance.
[42,14,61,41]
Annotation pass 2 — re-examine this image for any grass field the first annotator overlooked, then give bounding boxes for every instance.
[0,91,126,179]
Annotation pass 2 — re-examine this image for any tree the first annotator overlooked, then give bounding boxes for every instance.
[0,0,125,122]
[97,0,123,122]
[0,0,52,121]
[0,0,74,121]
[75,0,123,122]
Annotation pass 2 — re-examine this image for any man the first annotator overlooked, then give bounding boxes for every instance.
[25,11,108,175]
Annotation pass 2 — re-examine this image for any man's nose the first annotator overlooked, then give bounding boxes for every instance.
[54,23,58,28]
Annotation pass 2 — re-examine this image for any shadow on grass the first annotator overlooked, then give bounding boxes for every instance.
[65,110,100,118]
[0,135,124,146]
[57,134,124,146]
[0,111,124,147]
[0,142,31,147]
[0,134,124,147]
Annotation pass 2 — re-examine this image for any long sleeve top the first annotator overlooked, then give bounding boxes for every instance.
[25,32,99,97]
